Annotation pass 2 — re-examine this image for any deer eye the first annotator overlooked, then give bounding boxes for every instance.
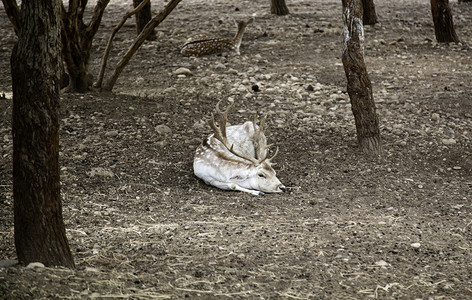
[258,173,266,178]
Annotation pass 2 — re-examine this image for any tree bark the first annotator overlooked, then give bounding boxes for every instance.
[1,0,20,35]
[61,0,110,92]
[103,0,182,91]
[270,0,289,16]
[430,0,459,43]
[362,0,378,25]
[341,0,382,155]
[11,0,75,268]
[133,0,156,40]
[95,0,152,88]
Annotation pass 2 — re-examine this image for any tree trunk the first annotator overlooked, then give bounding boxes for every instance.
[1,0,20,35]
[270,0,289,16]
[362,0,378,25]
[341,0,382,155]
[11,0,75,268]
[61,0,110,92]
[133,0,156,41]
[430,0,459,43]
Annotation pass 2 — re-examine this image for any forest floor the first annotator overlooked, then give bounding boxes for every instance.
[1,0,471,299]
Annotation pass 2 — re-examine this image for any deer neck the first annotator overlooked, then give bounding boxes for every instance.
[232,23,247,48]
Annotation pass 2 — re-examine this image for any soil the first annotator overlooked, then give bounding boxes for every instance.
[1,0,471,299]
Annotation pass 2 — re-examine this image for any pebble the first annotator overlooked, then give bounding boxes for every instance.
[441,138,456,145]
[375,260,389,267]
[164,87,177,93]
[215,63,226,70]
[85,267,100,273]
[410,242,421,249]
[431,113,440,121]
[155,124,172,135]
[105,130,119,137]
[173,67,193,76]
[27,262,45,269]
[0,260,18,268]
[88,167,114,178]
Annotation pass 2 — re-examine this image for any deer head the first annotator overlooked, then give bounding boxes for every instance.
[194,101,285,195]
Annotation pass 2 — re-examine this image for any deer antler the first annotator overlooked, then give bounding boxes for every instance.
[251,113,279,164]
[208,101,259,164]
[208,101,279,165]
[252,113,266,160]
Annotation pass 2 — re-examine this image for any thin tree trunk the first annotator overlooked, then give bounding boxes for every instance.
[341,0,382,154]
[95,0,151,88]
[103,0,182,91]
[133,0,156,40]
[11,0,75,268]
[61,0,110,92]
[362,0,378,25]
[1,0,20,35]
[430,0,459,43]
[270,0,289,16]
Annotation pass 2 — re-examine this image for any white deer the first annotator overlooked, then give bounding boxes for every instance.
[193,102,285,195]
[181,18,254,56]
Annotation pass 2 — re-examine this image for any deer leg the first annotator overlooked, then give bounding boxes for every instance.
[208,180,262,196]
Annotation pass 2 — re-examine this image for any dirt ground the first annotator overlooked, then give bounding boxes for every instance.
[1,0,471,299]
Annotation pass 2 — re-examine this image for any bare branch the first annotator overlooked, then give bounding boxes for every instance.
[95,0,150,88]
[86,0,110,39]
[2,0,21,35]
[103,0,183,91]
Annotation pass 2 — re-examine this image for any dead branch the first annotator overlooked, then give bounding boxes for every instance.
[103,0,183,92]
[2,0,20,35]
[94,0,151,88]
[86,0,111,40]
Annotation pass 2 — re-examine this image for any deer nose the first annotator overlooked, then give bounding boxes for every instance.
[279,185,287,192]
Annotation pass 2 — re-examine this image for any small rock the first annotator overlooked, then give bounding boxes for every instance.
[27,262,45,269]
[155,124,172,135]
[431,113,440,121]
[88,167,114,178]
[174,67,193,76]
[306,84,314,92]
[411,242,421,249]
[441,138,456,145]
[164,87,177,93]
[452,166,462,170]
[85,267,100,273]
[0,260,18,268]
[193,120,206,131]
[227,68,238,75]
[105,130,118,137]
[375,260,389,267]
[215,63,226,70]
